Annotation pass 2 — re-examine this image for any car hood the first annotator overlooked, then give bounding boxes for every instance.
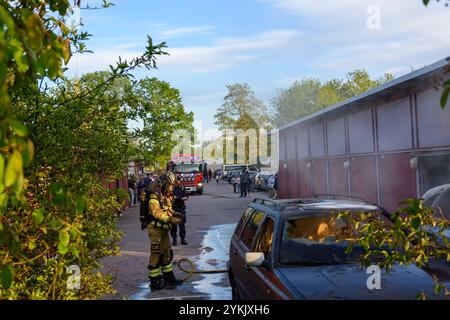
[277,264,447,300]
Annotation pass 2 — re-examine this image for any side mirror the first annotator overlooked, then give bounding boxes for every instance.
[245,252,270,269]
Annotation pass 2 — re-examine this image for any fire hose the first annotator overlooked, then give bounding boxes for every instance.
[177,258,228,281]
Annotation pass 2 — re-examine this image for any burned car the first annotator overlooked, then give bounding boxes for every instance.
[228,198,448,300]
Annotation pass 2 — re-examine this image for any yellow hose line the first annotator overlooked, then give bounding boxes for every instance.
[177,258,228,281]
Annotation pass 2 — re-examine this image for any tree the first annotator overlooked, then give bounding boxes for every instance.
[131,78,194,167]
[271,70,394,128]
[214,83,270,132]
[0,0,168,299]
[214,83,270,164]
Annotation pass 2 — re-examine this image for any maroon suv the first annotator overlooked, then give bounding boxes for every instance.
[227,198,448,300]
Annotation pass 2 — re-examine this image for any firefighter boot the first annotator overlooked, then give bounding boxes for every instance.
[149,275,165,290]
[181,237,188,245]
[163,271,183,286]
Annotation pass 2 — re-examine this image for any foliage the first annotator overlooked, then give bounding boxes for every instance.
[338,199,450,298]
[129,77,194,167]
[214,83,271,164]
[0,0,173,299]
[214,83,270,132]
[271,70,394,128]
[422,0,450,108]
[423,0,450,7]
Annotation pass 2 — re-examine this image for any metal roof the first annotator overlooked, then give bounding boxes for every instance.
[279,56,450,132]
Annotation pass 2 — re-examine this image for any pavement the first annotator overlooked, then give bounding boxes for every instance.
[100,180,266,300]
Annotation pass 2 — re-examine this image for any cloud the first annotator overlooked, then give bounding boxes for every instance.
[66,29,303,75]
[159,25,216,39]
[66,47,142,75]
[262,0,450,77]
[158,30,303,73]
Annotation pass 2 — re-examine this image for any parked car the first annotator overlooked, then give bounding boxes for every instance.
[423,184,450,220]
[266,174,276,190]
[248,171,258,192]
[227,170,241,183]
[228,197,448,300]
[421,184,450,281]
[255,172,273,191]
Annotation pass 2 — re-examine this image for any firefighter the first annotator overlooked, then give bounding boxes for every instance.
[170,182,189,246]
[141,171,184,290]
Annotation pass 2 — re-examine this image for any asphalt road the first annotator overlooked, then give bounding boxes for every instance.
[101,180,263,300]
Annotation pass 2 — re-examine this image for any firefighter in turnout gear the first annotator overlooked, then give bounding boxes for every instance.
[140,171,183,290]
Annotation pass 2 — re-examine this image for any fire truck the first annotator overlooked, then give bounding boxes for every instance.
[172,155,204,195]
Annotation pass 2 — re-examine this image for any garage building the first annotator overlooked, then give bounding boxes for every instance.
[277,57,450,213]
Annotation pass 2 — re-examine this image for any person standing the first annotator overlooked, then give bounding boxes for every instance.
[215,170,220,183]
[128,177,136,208]
[140,171,183,290]
[231,175,237,193]
[240,169,249,198]
[170,183,189,246]
[208,169,213,183]
[203,162,209,184]
[273,173,278,199]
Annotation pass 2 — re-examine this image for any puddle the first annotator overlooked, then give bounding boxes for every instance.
[191,223,237,300]
[129,223,237,300]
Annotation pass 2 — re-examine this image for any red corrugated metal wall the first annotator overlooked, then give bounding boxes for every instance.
[350,156,378,204]
[328,158,348,195]
[380,153,416,212]
[298,160,311,198]
[288,160,298,198]
[278,161,288,199]
[311,160,327,196]
[278,84,450,212]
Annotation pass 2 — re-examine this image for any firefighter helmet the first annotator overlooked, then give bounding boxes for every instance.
[163,171,177,186]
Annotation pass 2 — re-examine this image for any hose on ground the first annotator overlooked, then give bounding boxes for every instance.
[177,258,228,281]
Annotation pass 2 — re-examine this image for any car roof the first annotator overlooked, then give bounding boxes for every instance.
[423,184,450,199]
[251,198,382,218]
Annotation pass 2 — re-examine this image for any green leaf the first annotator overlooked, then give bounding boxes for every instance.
[411,218,421,230]
[1,266,13,290]
[24,14,44,51]
[58,230,70,255]
[0,193,8,211]
[28,239,36,251]
[58,242,69,255]
[22,140,35,168]
[70,247,79,258]
[50,183,65,205]
[32,208,45,226]
[4,150,23,187]
[0,155,5,188]
[76,197,85,213]
[59,230,70,247]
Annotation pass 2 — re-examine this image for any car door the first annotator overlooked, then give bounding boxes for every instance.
[244,215,279,300]
[232,209,266,300]
[229,207,254,287]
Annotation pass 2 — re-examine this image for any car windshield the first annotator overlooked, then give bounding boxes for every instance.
[174,164,201,174]
[279,212,393,265]
[437,192,450,219]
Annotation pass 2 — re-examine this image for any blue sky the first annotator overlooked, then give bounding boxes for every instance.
[68,0,450,139]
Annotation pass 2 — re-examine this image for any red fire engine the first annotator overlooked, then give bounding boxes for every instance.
[172,154,204,195]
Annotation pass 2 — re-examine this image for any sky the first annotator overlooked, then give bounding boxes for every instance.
[67,0,450,140]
